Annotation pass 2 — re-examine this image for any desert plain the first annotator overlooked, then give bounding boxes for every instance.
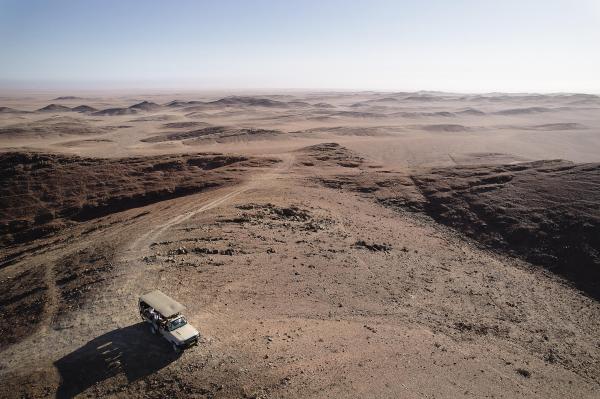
[0,90,599,398]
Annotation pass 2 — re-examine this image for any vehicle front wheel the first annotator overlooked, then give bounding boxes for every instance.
[172,343,181,353]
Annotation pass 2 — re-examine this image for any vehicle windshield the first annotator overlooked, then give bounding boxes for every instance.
[167,316,187,331]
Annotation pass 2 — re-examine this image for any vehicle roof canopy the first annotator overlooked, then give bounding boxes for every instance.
[139,290,186,318]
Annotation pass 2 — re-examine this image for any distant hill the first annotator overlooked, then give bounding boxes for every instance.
[129,101,161,111]
[53,96,84,100]
[72,105,97,113]
[494,107,554,115]
[0,107,28,114]
[37,104,71,112]
[209,96,289,108]
[93,107,138,116]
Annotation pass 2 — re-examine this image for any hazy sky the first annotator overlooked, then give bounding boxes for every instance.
[1,0,599,92]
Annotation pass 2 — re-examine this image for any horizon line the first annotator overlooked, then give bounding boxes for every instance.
[1,84,599,97]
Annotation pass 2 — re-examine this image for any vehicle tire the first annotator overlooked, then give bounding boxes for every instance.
[172,343,181,353]
[150,325,157,335]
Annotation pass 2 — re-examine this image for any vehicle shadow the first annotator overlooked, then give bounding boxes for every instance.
[54,322,180,399]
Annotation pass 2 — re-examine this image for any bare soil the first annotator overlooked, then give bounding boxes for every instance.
[0,91,599,398]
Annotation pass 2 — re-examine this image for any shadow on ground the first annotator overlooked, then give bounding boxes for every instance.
[54,322,180,398]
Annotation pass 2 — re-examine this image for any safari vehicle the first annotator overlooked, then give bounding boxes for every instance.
[139,290,200,352]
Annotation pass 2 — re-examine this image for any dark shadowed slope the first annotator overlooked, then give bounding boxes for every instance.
[409,161,600,297]
[0,152,278,245]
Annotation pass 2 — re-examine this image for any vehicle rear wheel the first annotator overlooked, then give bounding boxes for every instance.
[172,343,181,353]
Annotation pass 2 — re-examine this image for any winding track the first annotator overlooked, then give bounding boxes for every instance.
[114,153,295,321]
[0,154,293,374]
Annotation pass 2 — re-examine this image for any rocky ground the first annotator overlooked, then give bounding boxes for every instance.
[309,146,600,299]
[0,144,598,398]
[1,91,599,398]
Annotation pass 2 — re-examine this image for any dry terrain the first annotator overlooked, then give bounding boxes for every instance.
[1,91,599,398]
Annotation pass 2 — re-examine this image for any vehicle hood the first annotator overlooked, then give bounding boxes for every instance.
[171,324,199,342]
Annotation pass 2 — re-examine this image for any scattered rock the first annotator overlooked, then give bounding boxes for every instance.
[354,240,391,252]
[516,368,531,378]
[168,247,187,255]
[364,325,377,333]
